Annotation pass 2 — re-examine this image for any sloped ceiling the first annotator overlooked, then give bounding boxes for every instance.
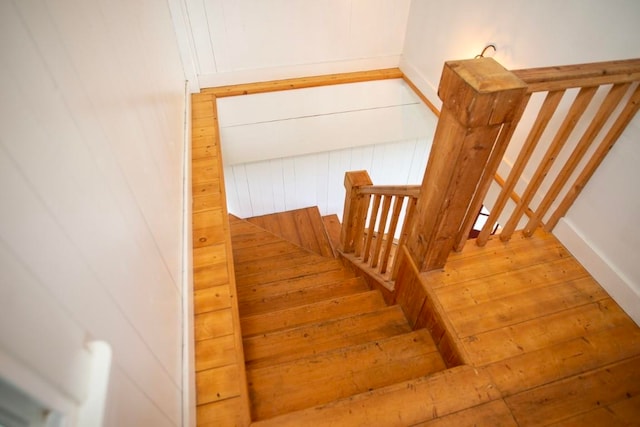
[177,0,411,88]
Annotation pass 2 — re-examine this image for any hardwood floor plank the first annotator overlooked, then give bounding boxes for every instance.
[505,355,640,426]
[462,298,632,366]
[434,257,588,311]
[448,276,608,337]
[486,322,640,396]
[424,236,570,289]
[410,399,517,427]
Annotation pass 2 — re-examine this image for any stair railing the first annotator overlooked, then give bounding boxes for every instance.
[470,58,640,248]
[340,57,640,293]
[340,171,420,285]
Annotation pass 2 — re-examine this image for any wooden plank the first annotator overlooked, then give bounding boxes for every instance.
[193,262,229,291]
[425,236,571,289]
[435,257,589,312]
[462,298,633,366]
[251,365,501,427]
[546,83,640,230]
[236,269,356,303]
[196,397,249,427]
[321,214,341,256]
[196,364,243,405]
[380,196,404,273]
[239,277,370,318]
[448,276,608,338]
[231,240,305,264]
[193,209,226,249]
[505,355,640,426]
[243,306,411,369]
[192,192,222,213]
[512,58,640,92]
[487,322,640,396]
[234,259,345,288]
[193,243,227,268]
[194,309,235,342]
[202,68,404,97]
[233,252,322,278]
[194,284,232,315]
[292,208,322,255]
[195,334,237,372]
[410,399,517,427]
[248,330,445,420]
[240,290,386,337]
[371,195,392,268]
[500,86,598,241]
[306,207,335,258]
[523,83,631,236]
[476,90,564,245]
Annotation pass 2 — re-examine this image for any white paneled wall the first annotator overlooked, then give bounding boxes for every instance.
[0,1,186,425]
[218,79,434,164]
[224,137,433,219]
[182,0,411,87]
[219,79,437,219]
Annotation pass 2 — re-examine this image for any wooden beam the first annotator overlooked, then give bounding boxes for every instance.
[202,68,404,97]
[405,58,527,271]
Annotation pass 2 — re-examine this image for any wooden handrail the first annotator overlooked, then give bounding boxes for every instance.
[512,58,640,92]
[356,185,421,197]
[476,57,640,246]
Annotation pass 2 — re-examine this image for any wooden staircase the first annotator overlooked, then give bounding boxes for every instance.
[230,208,456,423]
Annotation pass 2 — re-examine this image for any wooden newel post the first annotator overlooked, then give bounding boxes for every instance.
[340,170,373,252]
[406,58,527,271]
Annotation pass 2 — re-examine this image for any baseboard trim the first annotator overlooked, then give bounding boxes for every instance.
[554,218,640,326]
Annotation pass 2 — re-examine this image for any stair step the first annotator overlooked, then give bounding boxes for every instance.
[233,251,324,278]
[243,305,411,369]
[239,276,369,317]
[250,365,501,426]
[247,329,446,420]
[237,268,356,302]
[246,207,335,258]
[240,290,387,337]
[235,258,346,288]
[232,239,308,263]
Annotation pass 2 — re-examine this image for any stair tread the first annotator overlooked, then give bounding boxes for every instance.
[247,329,446,419]
[240,289,387,337]
[246,207,335,258]
[235,258,346,288]
[239,276,369,317]
[237,268,357,302]
[243,305,411,369]
[250,365,501,426]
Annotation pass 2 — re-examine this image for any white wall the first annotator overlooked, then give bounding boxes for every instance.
[401,0,640,323]
[0,0,187,425]
[219,79,437,219]
[181,0,411,88]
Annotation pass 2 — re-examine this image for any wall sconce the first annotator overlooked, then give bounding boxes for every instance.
[475,44,497,58]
